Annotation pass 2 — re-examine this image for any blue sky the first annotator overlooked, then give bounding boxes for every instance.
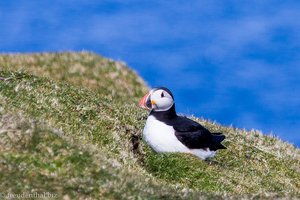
[1,1,300,146]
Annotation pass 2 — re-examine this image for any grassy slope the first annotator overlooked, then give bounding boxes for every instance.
[0,52,299,199]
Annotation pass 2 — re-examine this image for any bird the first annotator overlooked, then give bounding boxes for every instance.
[139,87,226,160]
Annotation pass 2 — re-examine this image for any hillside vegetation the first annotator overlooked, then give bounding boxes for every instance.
[0,52,299,199]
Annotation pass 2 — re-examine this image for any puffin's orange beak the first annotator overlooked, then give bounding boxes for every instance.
[139,92,151,110]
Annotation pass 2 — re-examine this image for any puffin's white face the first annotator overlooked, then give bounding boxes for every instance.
[139,88,174,112]
[150,89,174,111]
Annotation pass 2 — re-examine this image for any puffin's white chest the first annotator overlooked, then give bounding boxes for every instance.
[143,115,189,153]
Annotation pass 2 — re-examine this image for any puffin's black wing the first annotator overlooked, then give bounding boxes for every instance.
[173,116,226,150]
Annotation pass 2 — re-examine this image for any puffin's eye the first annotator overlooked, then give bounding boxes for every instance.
[161,92,165,98]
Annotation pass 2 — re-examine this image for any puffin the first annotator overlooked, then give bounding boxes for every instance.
[139,87,226,160]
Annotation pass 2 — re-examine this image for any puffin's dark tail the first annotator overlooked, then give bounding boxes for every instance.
[211,133,226,150]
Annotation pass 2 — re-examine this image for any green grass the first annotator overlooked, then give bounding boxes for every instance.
[0,52,299,199]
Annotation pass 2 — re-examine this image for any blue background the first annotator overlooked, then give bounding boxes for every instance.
[1,1,300,146]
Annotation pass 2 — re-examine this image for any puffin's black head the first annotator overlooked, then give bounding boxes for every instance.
[139,87,174,112]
